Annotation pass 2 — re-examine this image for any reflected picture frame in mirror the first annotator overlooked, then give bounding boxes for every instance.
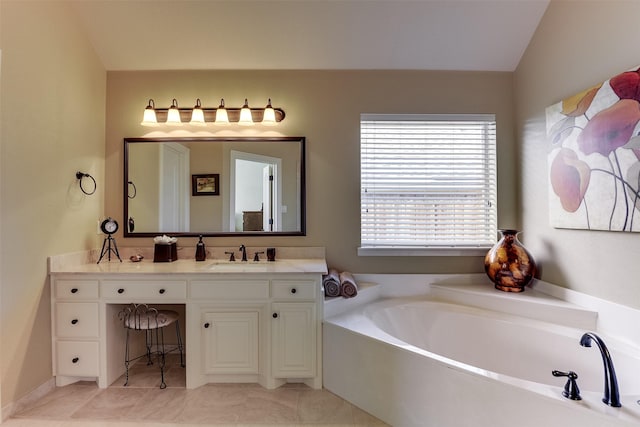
[123,136,306,237]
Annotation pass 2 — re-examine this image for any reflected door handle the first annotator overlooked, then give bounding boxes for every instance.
[71,319,79,325]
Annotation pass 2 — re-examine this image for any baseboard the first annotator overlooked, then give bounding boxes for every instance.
[1,378,55,423]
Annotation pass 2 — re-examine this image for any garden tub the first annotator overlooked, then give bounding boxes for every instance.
[323,279,640,427]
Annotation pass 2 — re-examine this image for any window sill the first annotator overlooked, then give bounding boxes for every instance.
[357,246,491,257]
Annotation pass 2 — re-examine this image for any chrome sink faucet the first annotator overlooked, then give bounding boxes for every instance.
[239,245,248,262]
[580,332,621,407]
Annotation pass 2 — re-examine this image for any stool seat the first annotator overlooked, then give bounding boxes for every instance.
[123,310,178,330]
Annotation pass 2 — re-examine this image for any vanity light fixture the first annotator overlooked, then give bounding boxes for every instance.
[190,99,206,125]
[140,99,158,126]
[166,99,182,126]
[215,99,229,124]
[238,99,253,125]
[140,98,285,126]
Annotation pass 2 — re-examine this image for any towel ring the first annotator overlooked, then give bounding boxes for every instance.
[76,171,96,195]
[128,181,137,199]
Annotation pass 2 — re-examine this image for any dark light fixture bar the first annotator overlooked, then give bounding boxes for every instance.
[141,98,285,126]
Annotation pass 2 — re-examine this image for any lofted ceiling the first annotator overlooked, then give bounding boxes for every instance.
[69,0,549,72]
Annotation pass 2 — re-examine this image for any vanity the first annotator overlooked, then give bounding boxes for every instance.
[49,247,327,390]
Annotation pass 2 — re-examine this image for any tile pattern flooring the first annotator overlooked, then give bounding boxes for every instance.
[7,355,388,427]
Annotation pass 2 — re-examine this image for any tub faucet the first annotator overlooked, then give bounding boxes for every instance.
[580,332,621,407]
[239,244,248,262]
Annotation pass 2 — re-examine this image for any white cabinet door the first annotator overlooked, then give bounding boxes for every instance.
[201,311,259,374]
[271,302,316,378]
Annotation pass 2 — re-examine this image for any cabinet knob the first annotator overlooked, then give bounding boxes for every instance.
[71,319,78,325]
[71,288,78,294]
[72,357,79,364]
[290,288,297,294]
[272,313,279,318]
[159,289,166,294]
[204,322,210,328]
[117,288,125,294]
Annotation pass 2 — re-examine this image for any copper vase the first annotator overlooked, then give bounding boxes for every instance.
[484,229,537,292]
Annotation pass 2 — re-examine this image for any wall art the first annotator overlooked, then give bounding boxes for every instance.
[192,173,220,196]
[546,65,640,232]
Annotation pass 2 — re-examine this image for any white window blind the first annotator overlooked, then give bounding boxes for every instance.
[360,114,497,250]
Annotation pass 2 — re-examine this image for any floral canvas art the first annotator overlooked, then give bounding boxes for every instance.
[546,65,640,232]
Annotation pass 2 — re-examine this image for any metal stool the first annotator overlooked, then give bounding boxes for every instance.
[119,303,184,389]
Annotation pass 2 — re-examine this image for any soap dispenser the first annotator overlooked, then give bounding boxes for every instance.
[195,235,206,261]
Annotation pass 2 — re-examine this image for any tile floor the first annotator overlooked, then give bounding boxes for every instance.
[7,355,388,427]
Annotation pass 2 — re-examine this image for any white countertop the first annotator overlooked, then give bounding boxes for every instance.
[50,258,328,275]
[48,247,328,276]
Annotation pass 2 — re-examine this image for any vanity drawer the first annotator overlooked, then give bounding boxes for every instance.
[55,303,99,338]
[100,280,187,300]
[54,280,99,300]
[56,341,99,377]
[271,281,317,300]
[191,280,270,300]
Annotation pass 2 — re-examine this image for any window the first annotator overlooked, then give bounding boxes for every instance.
[359,114,497,256]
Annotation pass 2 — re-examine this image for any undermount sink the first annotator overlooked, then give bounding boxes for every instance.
[205,262,272,272]
[201,259,306,273]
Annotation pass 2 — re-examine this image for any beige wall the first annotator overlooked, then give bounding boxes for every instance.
[0,1,106,409]
[515,0,640,308]
[107,70,517,273]
[13,0,631,413]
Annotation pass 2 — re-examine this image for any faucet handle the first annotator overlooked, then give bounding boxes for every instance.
[552,370,581,401]
[253,251,265,262]
[225,251,235,262]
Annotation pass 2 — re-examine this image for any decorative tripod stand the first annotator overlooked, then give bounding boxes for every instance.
[97,235,122,263]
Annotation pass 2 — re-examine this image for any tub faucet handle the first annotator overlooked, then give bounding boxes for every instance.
[253,251,265,262]
[552,370,582,401]
[225,251,235,262]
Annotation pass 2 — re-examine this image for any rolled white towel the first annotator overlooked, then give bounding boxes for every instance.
[339,271,358,298]
[323,268,341,297]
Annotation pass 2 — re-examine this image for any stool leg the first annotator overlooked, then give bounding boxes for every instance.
[176,320,185,368]
[158,327,167,389]
[145,329,153,366]
[124,328,130,386]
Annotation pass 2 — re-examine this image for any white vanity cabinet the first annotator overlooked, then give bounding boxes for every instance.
[49,255,326,391]
[186,276,322,390]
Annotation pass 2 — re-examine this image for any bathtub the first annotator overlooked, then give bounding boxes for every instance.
[323,276,640,427]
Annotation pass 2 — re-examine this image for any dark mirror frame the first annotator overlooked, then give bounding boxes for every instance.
[123,136,306,237]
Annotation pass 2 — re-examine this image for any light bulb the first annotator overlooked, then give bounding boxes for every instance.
[190,98,205,125]
[238,99,253,125]
[262,98,276,125]
[166,99,182,125]
[215,99,229,124]
[141,99,158,126]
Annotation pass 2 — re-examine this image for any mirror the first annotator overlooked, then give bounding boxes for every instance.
[124,136,305,237]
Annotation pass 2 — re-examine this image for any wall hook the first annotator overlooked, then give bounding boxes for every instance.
[76,171,96,195]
